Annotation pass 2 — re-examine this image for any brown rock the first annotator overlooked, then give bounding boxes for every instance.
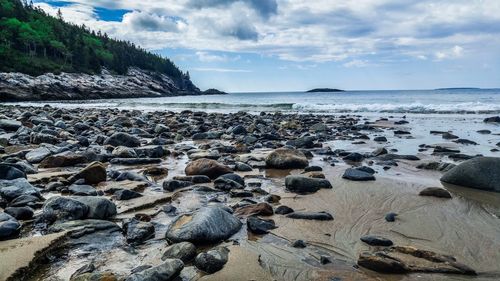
[234,202,274,217]
[39,153,87,168]
[69,162,107,184]
[265,148,308,169]
[185,158,232,179]
[419,187,452,198]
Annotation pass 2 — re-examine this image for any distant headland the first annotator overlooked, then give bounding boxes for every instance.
[306,88,345,93]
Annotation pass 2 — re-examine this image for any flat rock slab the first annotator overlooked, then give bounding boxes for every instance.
[0,232,68,280]
[97,180,149,193]
[116,193,171,214]
[28,171,75,185]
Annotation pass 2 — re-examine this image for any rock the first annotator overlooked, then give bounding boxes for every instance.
[374,136,387,142]
[123,219,155,244]
[360,235,394,246]
[109,158,162,165]
[483,116,500,123]
[0,119,22,131]
[372,147,388,156]
[286,136,315,148]
[376,154,420,161]
[417,161,456,172]
[112,146,137,158]
[433,146,460,153]
[286,211,333,221]
[235,162,252,172]
[440,157,500,192]
[9,194,42,208]
[235,202,274,216]
[0,213,21,240]
[275,205,294,215]
[214,177,243,191]
[71,272,117,281]
[69,185,98,196]
[165,207,242,244]
[265,148,309,169]
[231,125,247,135]
[343,152,364,162]
[104,132,141,147]
[454,139,478,145]
[161,242,197,262]
[39,153,87,168]
[285,175,332,193]
[43,197,89,221]
[163,180,193,192]
[291,239,307,248]
[247,216,276,234]
[125,259,184,281]
[73,196,117,220]
[0,178,41,201]
[357,251,406,273]
[0,164,26,180]
[5,206,34,220]
[185,158,232,179]
[442,132,459,139]
[419,187,452,198]
[194,247,229,274]
[385,212,397,222]
[25,147,51,163]
[218,173,245,186]
[69,162,107,185]
[135,145,165,158]
[342,168,376,181]
[173,175,210,184]
[304,166,322,172]
[113,189,142,200]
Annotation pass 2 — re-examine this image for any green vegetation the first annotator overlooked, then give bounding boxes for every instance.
[0,0,183,78]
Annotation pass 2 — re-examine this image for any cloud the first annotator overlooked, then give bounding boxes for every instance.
[192,67,252,73]
[435,45,464,61]
[187,0,277,18]
[122,11,182,32]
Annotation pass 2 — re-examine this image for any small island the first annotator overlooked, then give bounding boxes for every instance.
[306,88,344,93]
[434,87,481,91]
[203,88,228,95]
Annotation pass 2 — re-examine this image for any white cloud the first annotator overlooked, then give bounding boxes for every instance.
[435,45,464,60]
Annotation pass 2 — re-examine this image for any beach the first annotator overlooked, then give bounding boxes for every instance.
[0,97,499,280]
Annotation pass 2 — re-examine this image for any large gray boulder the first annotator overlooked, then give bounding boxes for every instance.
[43,197,90,221]
[0,178,41,201]
[441,157,500,192]
[73,196,117,219]
[265,148,309,169]
[165,207,242,244]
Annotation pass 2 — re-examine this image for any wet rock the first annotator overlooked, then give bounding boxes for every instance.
[235,202,274,216]
[163,180,193,192]
[453,139,478,145]
[113,189,142,200]
[483,116,500,123]
[0,119,22,131]
[231,125,247,135]
[39,153,87,168]
[275,205,294,215]
[440,157,500,192]
[69,162,107,185]
[185,158,232,179]
[5,206,34,220]
[235,162,252,172]
[71,272,118,281]
[214,177,243,191]
[30,133,58,144]
[109,158,162,165]
[285,175,332,194]
[0,212,21,240]
[165,207,242,244]
[417,161,456,172]
[343,152,364,162]
[372,147,388,156]
[125,259,184,281]
[69,263,96,280]
[104,132,141,147]
[25,147,52,163]
[304,165,322,172]
[442,132,459,139]
[360,235,394,246]
[286,211,333,221]
[291,239,307,248]
[135,145,166,158]
[218,173,245,186]
[265,148,309,169]
[376,154,420,161]
[123,218,155,244]
[385,212,398,222]
[286,136,315,148]
[0,164,26,180]
[173,175,210,184]
[73,196,117,220]
[357,251,406,273]
[342,168,375,181]
[69,185,98,196]
[112,146,137,158]
[0,178,41,201]
[433,146,460,153]
[373,136,387,142]
[162,242,197,262]
[419,187,452,198]
[43,196,89,221]
[194,246,229,274]
[247,216,276,234]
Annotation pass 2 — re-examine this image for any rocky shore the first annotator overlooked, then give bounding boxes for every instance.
[0,105,499,281]
[0,68,220,102]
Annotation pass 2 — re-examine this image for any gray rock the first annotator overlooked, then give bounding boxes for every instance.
[286,136,315,148]
[275,205,294,215]
[5,206,34,220]
[285,175,332,193]
[161,242,197,262]
[125,259,184,281]
[112,146,138,158]
[247,216,276,234]
[43,196,89,221]
[235,162,252,172]
[163,180,193,192]
[73,196,117,219]
[0,164,26,180]
[360,235,394,246]
[385,212,398,222]
[419,187,452,198]
[165,207,242,244]
[194,247,229,274]
[342,168,376,181]
[25,147,52,163]
[286,211,333,221]
[124,219,155,244]
[0,178,41,201]
[69,185,98,196]
[440,157,500,192]
[104,132,141,147]
[265,148,309,169]
[0,212,21,240]
[214,177,243,191]
[110,158,162,165]
[113,189,142,200]
[0,119,22,131]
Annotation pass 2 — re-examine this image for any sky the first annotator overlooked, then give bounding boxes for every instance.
[34,0,500,92]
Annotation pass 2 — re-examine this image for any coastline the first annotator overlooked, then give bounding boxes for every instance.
[0,105,499,280]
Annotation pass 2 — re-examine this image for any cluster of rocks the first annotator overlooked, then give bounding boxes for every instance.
[0,106,494,280]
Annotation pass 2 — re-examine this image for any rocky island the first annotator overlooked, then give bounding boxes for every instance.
[306,88,344,93]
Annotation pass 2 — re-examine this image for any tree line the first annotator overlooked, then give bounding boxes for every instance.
[0,0,184,78]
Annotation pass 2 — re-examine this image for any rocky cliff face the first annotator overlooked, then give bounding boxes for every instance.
[0,68,201,101]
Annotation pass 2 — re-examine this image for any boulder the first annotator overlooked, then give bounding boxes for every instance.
[0,164,26,180]
[39,153,87,168]
[68,185,97,196]
[68,162,107,185]
[104,132,141,147]
[0,119,22,131]
[25,147,52,163]
[0,213,21,240]
[161,242,197,262]
[165,207,242,244]
[285,175,332,193]
[419,187,452,198]
[0,178,41,201]
[265,148,308,169]
[5,206,34,220]
[440,157,500,192]
[360,235,394,246]
[194,247,229,274]
[286,211,333,221]
[123,219,155,244]
[247,216,276,234]
[125,259,184,281]
[342,168,376,181]
[43,197,89,221]
[185,158,232,179]
[73,196,117,220]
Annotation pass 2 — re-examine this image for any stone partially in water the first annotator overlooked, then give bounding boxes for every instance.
[72,196,117,220]
[360,235,394,246]
[68,161,107,185]
[0,164,26,180]
[185,158,233,179]
[285,175,332,194]
[161,242,197,262]
[194,246,229,274]
[440,157,500,192]
[419,187,452,198]
[125,259,184,281]
[123,219,155,244]
[165,207,242,244]
[286,211,333,221]
[104,132,141,147]
[43,196,89,221]
[0,212,21,240]
[342,168,375,181]
[265,148,309,169]
[247,216,277,234]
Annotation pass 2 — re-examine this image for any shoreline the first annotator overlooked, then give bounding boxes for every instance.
[0,105,499,280]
